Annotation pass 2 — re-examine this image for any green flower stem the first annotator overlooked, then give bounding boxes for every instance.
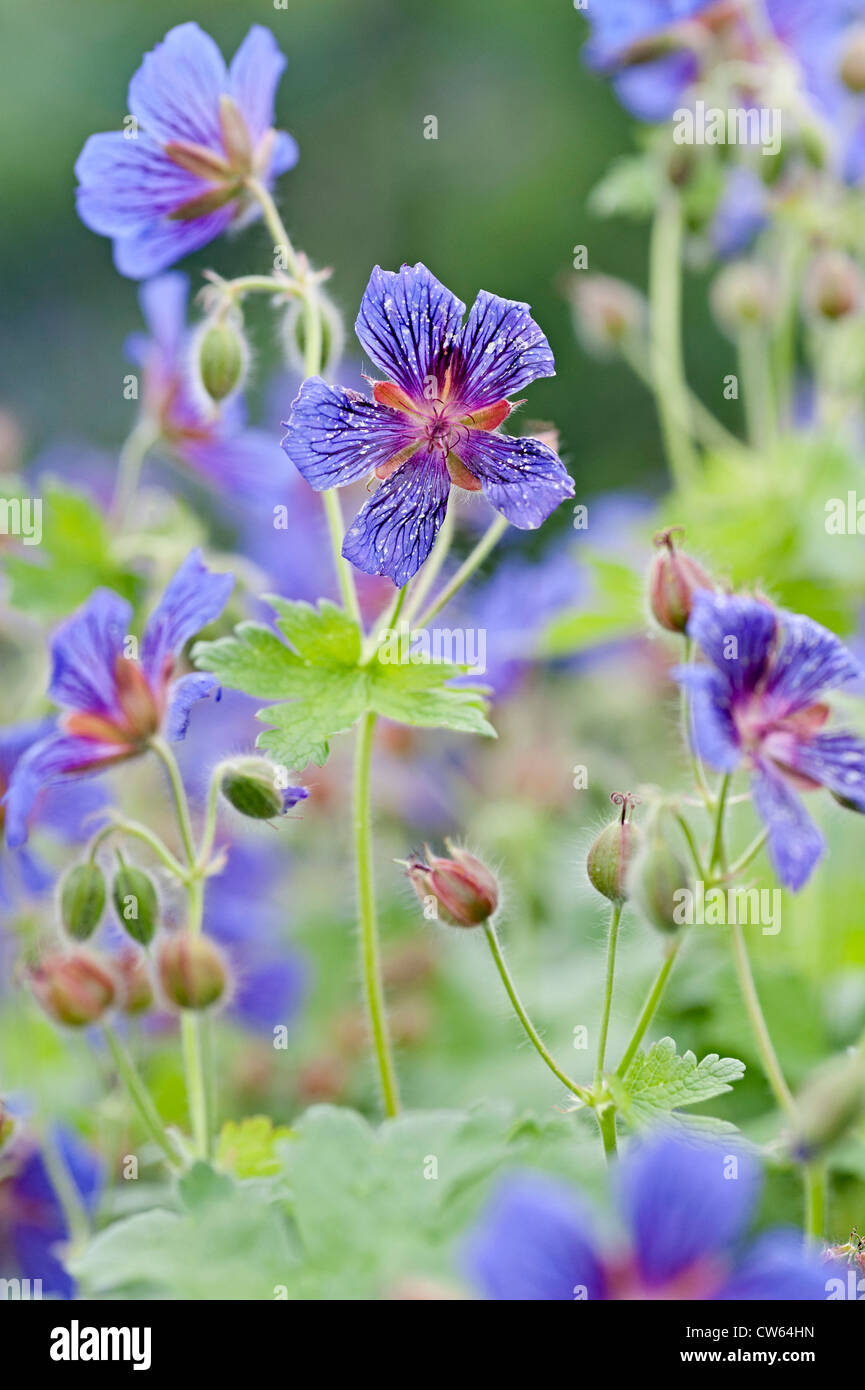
[621,339,745,457]
[482,921,590,1103]
[111,419,159,527]
[402,506,456,626]
[38,1122,92,1249]
[649,193,699,491]
[721,828,768,883]
[597,1104,618,1161]
[354,711,401,1117]
[180,1014,210,1160]
[416,514,509,628]
[737,324,777,453]
[594,901,624,1094]
[708,772,731,875]
[87,817,187,881]
[672,809,706,879]
[616,937,684,1079]
[103,1025,180,1168]
[362,583,409,664]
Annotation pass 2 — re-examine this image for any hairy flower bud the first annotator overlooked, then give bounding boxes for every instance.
[112,864,159,947]
[281,290,344,379]
[587,793,641,903]
[158,933,226,1010]
[791,1053,865,1162]
[710,260,774,336]
[803,250,863,321]
[30,951,116,1027]
[220,757,306,820]
[196,314,248,401]
[406,842,499,928]
[628,811,688,934]
[841,28,865,93]
[115,948,154,1015]
[648,528,713,633]
[570,275,645,358]
[60,862,106,941]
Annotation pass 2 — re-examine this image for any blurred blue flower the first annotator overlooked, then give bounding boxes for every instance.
[466,1130,829,1300]
[711,167,769,258]
[1,1128,103,1300]
[4,549,232,847]
[582,1,714,121]
[75,23,298,278]
[675,591,865,889]
[283,262,574,586]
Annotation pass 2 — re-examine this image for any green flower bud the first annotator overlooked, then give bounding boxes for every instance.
[587,793,642,903]
[710,260,774,337]
[30,951,116,1027]
[628,810,689,935]
[158,933,226,1010]
[196,316,248,401]
[281,290,344,378]
[221,757,285,820]
[60,862,106,941]
[112,864,159,947]
[791,1053,865,1162]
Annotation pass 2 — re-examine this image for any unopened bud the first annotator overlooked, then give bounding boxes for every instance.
[30,951,116,1027]
[220,757,307,820]
[570,275,645,358]
[648,528,713,633]
[587,793,641,903]
[60,862,106,941]
[840,28,865,93]
[791,1053,865,1162]
[803,250,863,321]
[196,315,248,401]
[710,260,774,336]
[112,864,159,947]
[628,810,688,934]
[115,948,154,1015]
[406,842,499,928]
[158,933,226,1010]
[281,290,344,378]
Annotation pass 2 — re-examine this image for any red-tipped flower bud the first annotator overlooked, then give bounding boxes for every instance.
[648,528,713,633]
[115,948,154,1015]
[406,842,499,927]
[803,249,863,321]
[587,793,642,903]
[30,951,116,1027]
[158,933,226,1010]
[60,862,106,941]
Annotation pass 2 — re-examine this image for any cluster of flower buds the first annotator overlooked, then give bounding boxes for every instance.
[194,310,248,403]
[405,842,499,928]
[587,792,641,903]
[648,527,713,634]
[158,933,227,1010]
[59,853,161,950]
[220,756,307,821]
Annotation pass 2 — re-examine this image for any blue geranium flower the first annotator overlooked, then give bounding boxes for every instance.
[75,24,298,278]
[0,721,106,907]
[465,1131,829,1300]
[1,1128,103,1300]
[282,263,574,586]
[3,549,233,847]
[582,1,716,121]
[675,591,865,890]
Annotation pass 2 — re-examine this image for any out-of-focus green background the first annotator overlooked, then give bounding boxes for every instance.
[0,0,728,496]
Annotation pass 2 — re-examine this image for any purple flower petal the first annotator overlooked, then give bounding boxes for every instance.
[228,25,287,144]
[342,450,451,586]
[672,665,741,772]
[138,271,189,361]
[48,589,133,716]
[75,133,206,237]
[782,731,865,812]
[464,1173,607,1301]
[269,130,300,179]
[141,548,233,683]
[687,592,777,697]
[355,263,465,399]
[612,51,700,122]
[716,1231,830,1301]
[282,377,418,490]
[455,430,573,528]
[765,610,863,717]
[450,290,555,410]
[164,672,221,742]
[183,427,293,506]
[128,22,228,149]
[229,954,308,1035]
[112,205,235,280]
[4,734,125,848]
[620,1132,759,1289]
[749,759,825,891]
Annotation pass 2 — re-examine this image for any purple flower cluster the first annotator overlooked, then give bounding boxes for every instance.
[466,1130,829,1300]
[76,24,297,278]
[282,262,574,586]
[676,591,865,889]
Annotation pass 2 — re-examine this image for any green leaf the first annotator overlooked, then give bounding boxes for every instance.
[194,599,495,770]
[216,1116,294,1180]
[609,1036,745,1134]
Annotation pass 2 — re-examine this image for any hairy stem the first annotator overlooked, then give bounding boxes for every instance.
[594,901,623,1093]
[103,1025,180,1167]
[649,193,699,490]
[416,514,509,628]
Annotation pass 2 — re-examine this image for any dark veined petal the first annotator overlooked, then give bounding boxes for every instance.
[454,430,573,529]
[48,589,133,717]
[715,1231,831,1301]
[163,672,221,742]
[355,263,465,399]
[141,548,234,684]
[463,1173,607,1301]
[783,731,865,811]
[128,22,227,149]
[282,377,418,490]
[75,133,208,237]
[228,25,287,144]
[686,591,777,697]
[449,290,555,410]
[111,204,236,280]
[750,758,825,891]
[342,450,451,586]
[620,1132,760,1289]
[4,733,131,848]
[765,610,863,717]
[672,665,741,772]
